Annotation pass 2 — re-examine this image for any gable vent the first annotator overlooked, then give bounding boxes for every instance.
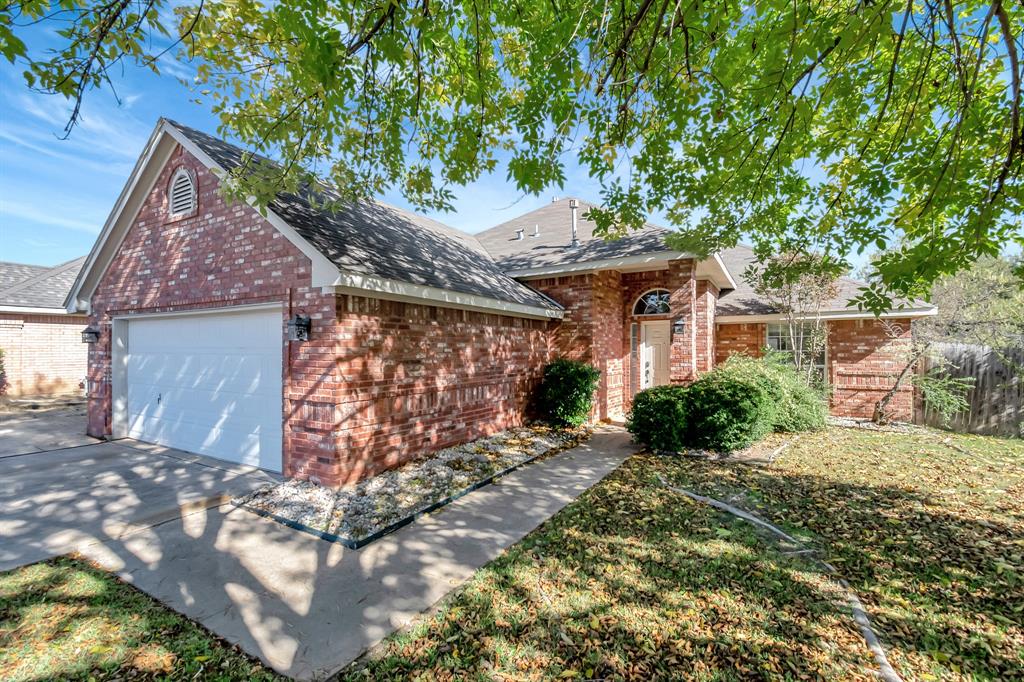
[169,168,196,216]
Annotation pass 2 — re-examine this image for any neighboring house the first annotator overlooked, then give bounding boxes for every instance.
[66,119,936,485]
[0,257,88,396]
[0,253,87,393]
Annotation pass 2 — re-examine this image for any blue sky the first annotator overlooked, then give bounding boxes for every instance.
[0,47,614,268]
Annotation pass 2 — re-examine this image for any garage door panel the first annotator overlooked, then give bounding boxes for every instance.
[124,308,283,472]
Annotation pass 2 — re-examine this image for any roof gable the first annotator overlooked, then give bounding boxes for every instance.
[475,198,674,272]
[67,119,562,319]
[0,257,86,311]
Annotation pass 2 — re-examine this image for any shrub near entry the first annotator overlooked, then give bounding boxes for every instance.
[627,385,689,452]
[686,372,776,452]
[714,354,828,433]
[538,358,601,427]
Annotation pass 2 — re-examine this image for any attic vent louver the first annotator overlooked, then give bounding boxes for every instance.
[168,168,196,216]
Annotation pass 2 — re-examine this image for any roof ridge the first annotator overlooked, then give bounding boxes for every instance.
[0,256,86,299]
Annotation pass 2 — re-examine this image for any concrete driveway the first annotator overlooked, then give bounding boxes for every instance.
[0,404,97,456]
[0,409,280,571]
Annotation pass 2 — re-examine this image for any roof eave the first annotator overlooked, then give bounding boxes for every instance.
[715,306,939,324]
[327,271,564,320]
[507,250,694,279]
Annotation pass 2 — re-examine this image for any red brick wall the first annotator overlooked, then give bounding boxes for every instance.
[695,281,718,373]
[530,274,594,362]
[716,323,764,364]
[829,318,914,420]
[667,260,697,382]
[0,313,87,396]
[329,295,554,484]
[592,270,625,420]
[715,319,915,420]
[87,144,337,480]
[85,143,557,486]
[534,264,714,419]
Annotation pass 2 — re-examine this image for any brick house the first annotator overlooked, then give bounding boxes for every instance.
[1,257,88,396]
[66,119,936,485]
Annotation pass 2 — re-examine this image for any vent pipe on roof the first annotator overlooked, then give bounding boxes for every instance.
[569,198,579,248]
[532,223,540,238]
[515,228,525,240]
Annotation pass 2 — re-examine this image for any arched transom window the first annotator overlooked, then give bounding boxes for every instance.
[168,167,197,217]
[633,289,671,316]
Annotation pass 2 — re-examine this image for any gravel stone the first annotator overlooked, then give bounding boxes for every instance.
[236,425,589,541]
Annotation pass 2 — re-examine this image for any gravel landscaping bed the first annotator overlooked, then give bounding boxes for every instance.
[235,425,589,542]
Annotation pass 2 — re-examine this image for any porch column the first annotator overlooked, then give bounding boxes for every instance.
[668,260,697,382]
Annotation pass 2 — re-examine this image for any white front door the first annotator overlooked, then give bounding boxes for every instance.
[122,306,283,472]
[640,320,671,389]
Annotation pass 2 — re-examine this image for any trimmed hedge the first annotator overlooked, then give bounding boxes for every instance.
[624,354,829,453]
[626,385,689,452]
[537,358,601,427]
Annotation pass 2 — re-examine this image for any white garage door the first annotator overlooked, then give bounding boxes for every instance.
[124,307,283,472]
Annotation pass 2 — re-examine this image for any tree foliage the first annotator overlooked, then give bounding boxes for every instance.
[2,0,1022,309]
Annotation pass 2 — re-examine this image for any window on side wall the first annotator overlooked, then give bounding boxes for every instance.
[766,322,827,383]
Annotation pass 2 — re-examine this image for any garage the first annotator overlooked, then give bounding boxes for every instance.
[119,306,283,472]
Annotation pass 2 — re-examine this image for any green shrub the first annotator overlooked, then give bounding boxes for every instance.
[686,371,776,452]
[626,385,690,452]
[715,354,828,433]
[537,358,601,427]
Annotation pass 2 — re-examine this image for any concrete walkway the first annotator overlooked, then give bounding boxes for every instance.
[80,426,637,680]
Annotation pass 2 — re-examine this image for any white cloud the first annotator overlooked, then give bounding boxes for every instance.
[0,199,102,233]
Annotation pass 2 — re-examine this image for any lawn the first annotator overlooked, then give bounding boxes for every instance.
[2,426,1021,681]
[344,426,1023,681]
[0,556,286,681]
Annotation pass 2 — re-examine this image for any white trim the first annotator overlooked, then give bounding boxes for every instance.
[111,301,282,321]
[0,305,85,315]
[703,252,739,290]
[509,251,692,278]
[66,122,174,313]
[716,307,938,324]
[329,272,563,320]
[110,318,129,438]
[510,251,737,291]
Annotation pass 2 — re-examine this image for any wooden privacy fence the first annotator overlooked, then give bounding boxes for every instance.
[916,343,1023,437]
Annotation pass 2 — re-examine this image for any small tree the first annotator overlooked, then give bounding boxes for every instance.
[745,251,841,387]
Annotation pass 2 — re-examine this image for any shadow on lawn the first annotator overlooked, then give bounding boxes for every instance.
[344,453,1023,681]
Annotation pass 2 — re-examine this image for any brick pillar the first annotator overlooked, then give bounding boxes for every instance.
[667,260,697,382]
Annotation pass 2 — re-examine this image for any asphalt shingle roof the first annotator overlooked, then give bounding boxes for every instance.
[474,198,673,271]
[0,257,87,310]
[716,245,930,316]
[168,121,561,312]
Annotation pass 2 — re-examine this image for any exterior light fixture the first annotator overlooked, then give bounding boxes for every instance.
[287,314,311,342]
[81,327,100,344]
[672,317,686,336]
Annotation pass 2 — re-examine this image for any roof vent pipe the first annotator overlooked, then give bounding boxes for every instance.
[532,223,540,238]
[515,228,525,241]
[569,198,579,248]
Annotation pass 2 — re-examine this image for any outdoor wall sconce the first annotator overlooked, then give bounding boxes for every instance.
[672,317,686,336]
[287,314,311,342]
[81,327,100,344]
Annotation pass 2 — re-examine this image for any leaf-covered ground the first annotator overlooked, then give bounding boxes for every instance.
[3,427,1020,680]
[0,556,286,681]
[345,427,1024,681]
